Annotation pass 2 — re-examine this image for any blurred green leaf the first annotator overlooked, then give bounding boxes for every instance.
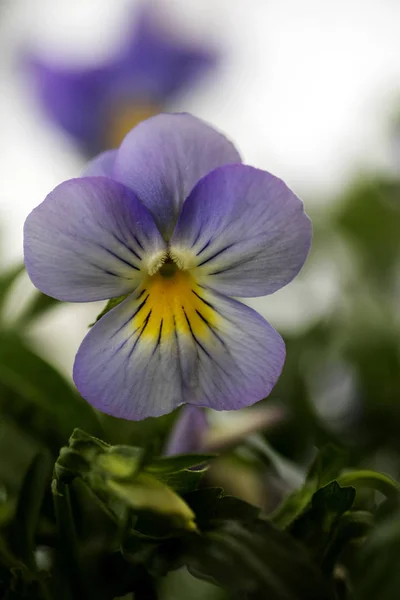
[7,453,51,569]
[18,292,60,326]
[107,474,196,531]
[336,176,400,284]
[183,488,260,531]
[186,520,336,600]
[354,507,400,600]
[271,445,347,529]
[0,334,101,452]
[337,470,400,502]
[289,481,355,571]
[0,264,24,322]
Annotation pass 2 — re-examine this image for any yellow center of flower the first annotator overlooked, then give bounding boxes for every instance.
[131,258,218,341]
[106,101,161,148]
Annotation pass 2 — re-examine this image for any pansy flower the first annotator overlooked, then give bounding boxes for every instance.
[24,113,311,421]
[27,5,215,154]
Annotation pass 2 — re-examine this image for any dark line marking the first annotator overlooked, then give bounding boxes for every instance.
[182,307,212,359]
[195,309,228,348]
[110,232,142,261]
[152,319,163,356]
[99,244,140,271]
[192,289,217,311]
[197,244,235,267]
[128,310,152,358]
[133,235,144,250]
[196,239,210,255]
[112,294,149,338]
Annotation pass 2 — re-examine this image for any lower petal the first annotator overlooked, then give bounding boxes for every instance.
[73,271,285,420]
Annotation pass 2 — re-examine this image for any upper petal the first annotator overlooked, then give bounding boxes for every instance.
[113,113,241,238]
[27,56,112,151]
[73,273,285,420]
[82,150,118,177]
[170,164,312,297]
[24,177,166,302]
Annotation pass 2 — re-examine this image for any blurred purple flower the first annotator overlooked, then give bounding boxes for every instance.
[27,5,216,154]
[164,404,286,456]
[24,113,311,421]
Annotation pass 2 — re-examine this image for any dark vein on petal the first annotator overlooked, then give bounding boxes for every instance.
[98,244,140,271]
[196,239,210,255]
[197,243,235,267]
[110,231,142,260]
[128,310,152,358]
[182,307,212,358]
[192,290,218,312]
[111,294,149,338]
[152,319,163,356]
[195,309,228,348]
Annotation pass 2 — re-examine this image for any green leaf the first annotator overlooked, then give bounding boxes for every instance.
[183,488,260,531]
[7,453,51,569]
[288,481,355,571]
[0,264,24,321]
[89,295,128,327]
[271,445,347,529]
[186,520,336,600]
[0,334,101,452]
[337,469,400,502]
[354,507,400,600]
[107,474,196,531]
[18,292,60,326]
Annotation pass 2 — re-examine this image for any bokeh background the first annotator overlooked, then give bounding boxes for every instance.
[1,1,400,598]
[0,0,399,458]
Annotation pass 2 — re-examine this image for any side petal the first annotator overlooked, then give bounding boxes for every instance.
[170,164,312,297]
[82,150,118,177]
[73,279,285,420]
[24,177,166,302]
[113,113,241,238]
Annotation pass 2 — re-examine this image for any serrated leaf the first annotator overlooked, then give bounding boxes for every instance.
[271,445,348,529]
[186,520,336,600]
[289,481,355,571]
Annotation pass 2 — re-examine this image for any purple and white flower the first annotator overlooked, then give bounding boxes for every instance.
[24,113,311,420]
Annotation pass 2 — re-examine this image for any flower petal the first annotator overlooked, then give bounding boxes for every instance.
[27,56,113,151]
[82,150,118,177]
[113,113,241,238]
[170,164,312,297]
[24,177,166,302]
[164,406,209,455]
[73,276,285,420]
